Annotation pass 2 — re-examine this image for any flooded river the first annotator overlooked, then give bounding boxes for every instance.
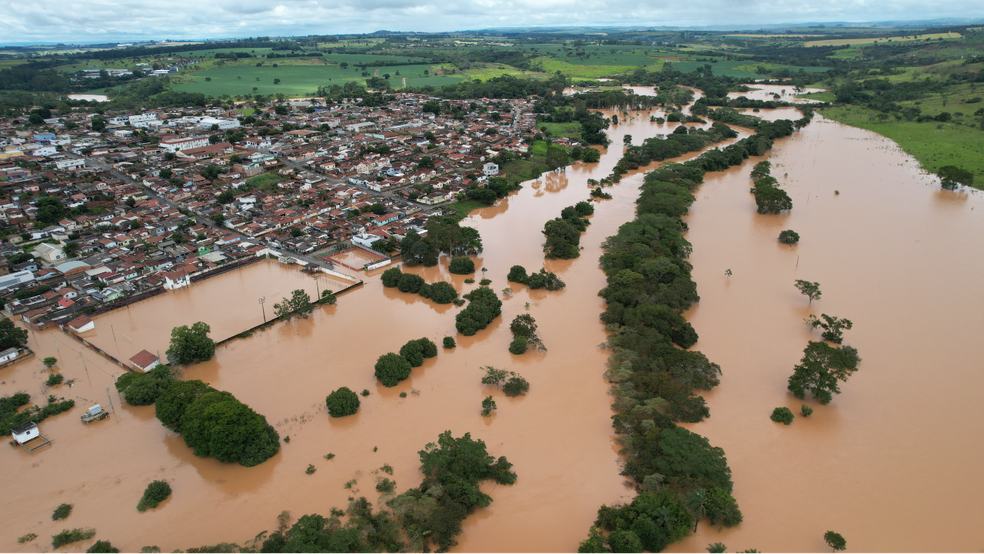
[2,94,980,552]
[666,115,984,552]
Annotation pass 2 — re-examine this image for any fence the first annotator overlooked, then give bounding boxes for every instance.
[60,325,133,372]
[190,256,261,283]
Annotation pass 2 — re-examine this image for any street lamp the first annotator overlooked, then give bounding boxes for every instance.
[259,296,266,323]
[314,275,322,302]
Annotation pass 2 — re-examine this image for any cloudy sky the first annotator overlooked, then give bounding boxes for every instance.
[2,0,982,44]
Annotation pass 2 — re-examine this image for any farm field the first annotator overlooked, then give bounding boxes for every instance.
[804,32,963,47]
[171,62,463,97]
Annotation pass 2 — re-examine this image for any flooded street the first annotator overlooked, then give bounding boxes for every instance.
[4,94,981,553]
[83,260,350,364]
[666,116,984,552]
[2,101,685,552]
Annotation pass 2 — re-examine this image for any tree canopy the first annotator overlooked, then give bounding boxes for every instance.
[165,322,215,365]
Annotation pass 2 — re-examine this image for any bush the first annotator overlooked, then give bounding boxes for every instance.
[778,230,800,244]
[526,268,566,290]
[509,335,528,355]
[448,257,475,274]
[455,287,502,336]
[305,464,316,475]
[418,281,458,304]
[375,353,412,387]
[87,540,120,553]
[47,373,64,386]
[397,273,425,293]
[503,376,530,397]
[507,265,529,284]
[801,404,814,417]
[443,336,456,349]
[325,387,360,418]
[52,528,96,549]
[361,389,370,397]
[137,480,172,512]
[479,278,492,286]
[381,267,403,287]
[464,278,475,284]
[574,201,595,216]
[52,503,73,521]
[770,407,795,425]
[481,396,497,417]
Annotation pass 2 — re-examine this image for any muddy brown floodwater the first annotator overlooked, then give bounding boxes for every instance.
[664,115,984,552]
[4,95,978,553]
[2,94,711,553]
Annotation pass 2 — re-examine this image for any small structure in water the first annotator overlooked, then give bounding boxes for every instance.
[129,350,160,372]
[81,404,109,424]
[10,422,52,453]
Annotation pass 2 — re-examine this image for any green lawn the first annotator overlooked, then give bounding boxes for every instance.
[822,105,984,188]
[670,60,765,78]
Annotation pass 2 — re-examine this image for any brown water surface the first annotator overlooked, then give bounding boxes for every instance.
[665,116,984,552]
[6,100,974,553]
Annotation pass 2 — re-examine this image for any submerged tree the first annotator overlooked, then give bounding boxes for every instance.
[788,341,861,404]
[166,322,215,365]
[794,280,822,304]
[824,531,847,552]
[804,314,853,344]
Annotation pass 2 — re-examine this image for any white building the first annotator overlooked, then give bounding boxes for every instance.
[55,158,86,171]
[160,136,209,153]
[0,269,35,291]
[129,114,160,128]
[197,117,240,131]
[483,162,499,176]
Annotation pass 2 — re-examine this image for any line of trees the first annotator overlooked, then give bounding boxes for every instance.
[381,266,460,304]
[581,109,807,551]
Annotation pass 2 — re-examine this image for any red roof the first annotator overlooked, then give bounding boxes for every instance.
[67,314,93,330]
[129,349,159,369]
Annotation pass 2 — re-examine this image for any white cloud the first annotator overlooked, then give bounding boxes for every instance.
[0,0,980,43]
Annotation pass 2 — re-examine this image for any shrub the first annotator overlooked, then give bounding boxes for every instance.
[361,389,370,397]
[43,356,58,368]
[448,257,475,274]
[305,464,316,475]
[52,503,73,520]
[455,287,502,336]
[47,373,64,386]
[399,392,407,398]
[381,267,403,287]
[325,387,360,418]
[801,404,814,417]
[479,278,492,286]
[374,353,412,387]
[18,533,37,543]
[770,407,795,425]
[376,477,396,493]
[503,376,530,397]
[574,201,595,216]
[52,528,96,549]
[481,396,497,417]
[443,336,456,348]
[418,281,458,304]
[464,278,475,284]
[397,273,425,293]
[526,269,566,290]
[507,265,529,284]
[87,540,120,553]
[509,335,528,355]
[137,480,172,512]
[400,340,425,367]
[778,230,800,244]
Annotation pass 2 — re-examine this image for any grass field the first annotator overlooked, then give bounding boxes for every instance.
[171,62,463,97]
[671,60,765,78]
[537,121,582,140]
[804,32,963,47]
[446,199,488,221]
[247,173,286,192]
[796,91,836,102]
[821,105,984,188]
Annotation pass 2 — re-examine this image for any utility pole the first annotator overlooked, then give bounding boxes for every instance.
[314,275,322,302]
[106,388,115,414]
[259,296,266,323]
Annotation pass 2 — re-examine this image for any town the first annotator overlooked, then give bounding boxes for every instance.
[0,91,553,331]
